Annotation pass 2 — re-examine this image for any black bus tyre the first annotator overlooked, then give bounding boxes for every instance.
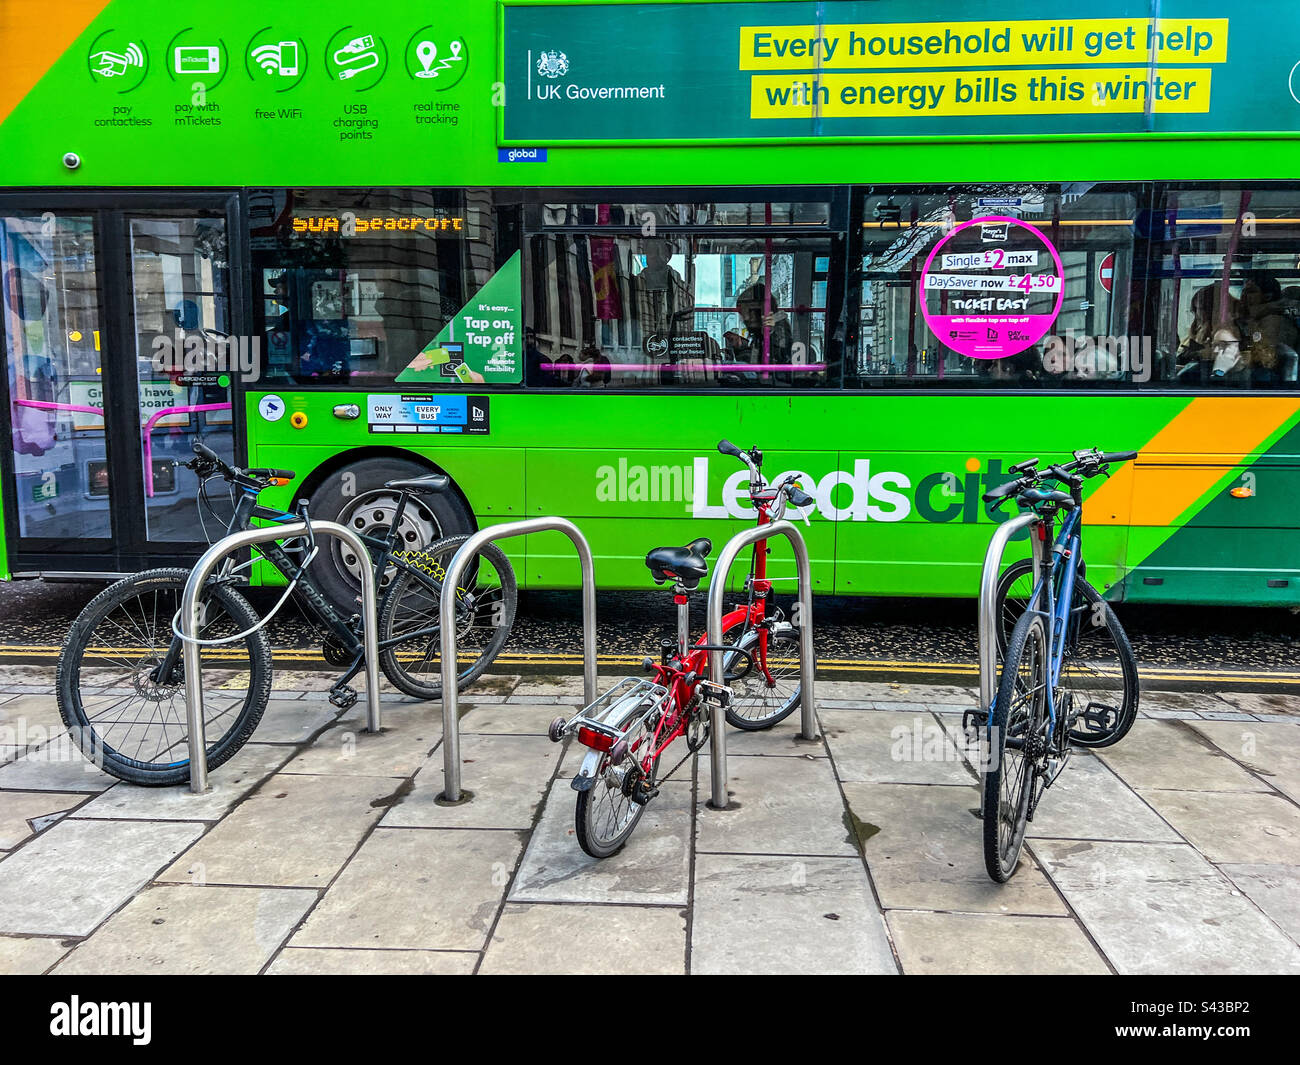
[308,456,474,611]
[993,559,1138,747]
[56,568,272,786]
[377,535,518,700]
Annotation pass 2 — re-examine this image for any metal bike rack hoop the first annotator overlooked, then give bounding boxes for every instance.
[181,521,382,794]
[705,520,817,811]
[440,517,596,803]
[976,511,1039,716]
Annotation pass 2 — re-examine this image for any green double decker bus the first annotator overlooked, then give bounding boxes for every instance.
[1,0,1298,610]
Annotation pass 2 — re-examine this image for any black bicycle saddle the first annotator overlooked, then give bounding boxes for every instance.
[645,537,713,589]
[385,474,450,494]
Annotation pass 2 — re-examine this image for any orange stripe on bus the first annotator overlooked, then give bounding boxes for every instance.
[0,0,109,126]
[1089,397,1300,527]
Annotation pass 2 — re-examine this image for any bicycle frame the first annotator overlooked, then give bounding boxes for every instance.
[1019,503,1084,739]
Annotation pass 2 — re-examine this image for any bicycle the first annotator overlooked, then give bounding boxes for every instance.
[56,441,516,785]
[548,439,814,858]
[971,448,1140,881]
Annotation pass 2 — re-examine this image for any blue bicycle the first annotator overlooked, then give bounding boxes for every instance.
[976,449,1140,881]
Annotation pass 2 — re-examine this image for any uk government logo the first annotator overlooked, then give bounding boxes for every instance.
[537,50,568,77]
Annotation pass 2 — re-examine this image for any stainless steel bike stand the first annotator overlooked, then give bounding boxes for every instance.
[705,521,817,810]
[439,517,596,803]
[975,511,1039,816]
[180,521,382,794]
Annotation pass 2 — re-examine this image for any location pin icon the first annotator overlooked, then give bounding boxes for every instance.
[449,40,462,59]
[416,40,436,72]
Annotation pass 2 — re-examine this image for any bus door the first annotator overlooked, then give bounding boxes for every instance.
[0,196,242,576]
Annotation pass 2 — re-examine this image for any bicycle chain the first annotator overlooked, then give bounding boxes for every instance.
[651,695,708,786]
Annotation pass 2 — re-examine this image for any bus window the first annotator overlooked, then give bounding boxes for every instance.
[251,188,517,386]
[853,184,1141,388]
[1147,185,1300,389]
[526,226,840,389]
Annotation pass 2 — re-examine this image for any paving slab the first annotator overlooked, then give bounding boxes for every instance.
[0,694,69,747]
[1139,690,1234,714]
[841,781,1067,915]
[383,734,560,830]
[1138,789,1300,865]
[0,818,203,936]
[158,773,390,888]
[1096,719,1271,793]
[815,681,974,703]
[1188,719,1300,804]
[822,710,975,785]
[1026,754,1182,843]
[267,946,477,975]
[76,744,292,821]
[280,712,437,778]
[53,884,316,975]
[722,711,825,756]
[243,699,342,743]
[1216,691,1300,717]
[696,753,857,857]
[691,853,895,975]
[0,741,117,792]
[459,703,568,735]
[1219,864,1300,945]
[512,780,691,905]
[1032,840,1300,974]
[291,827,522,951]
[481,903,686,975]
[887,911,1108,975]
[0,791,86,849]
[0,935,72,975]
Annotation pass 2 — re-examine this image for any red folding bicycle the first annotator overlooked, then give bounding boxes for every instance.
[549,439,814,857]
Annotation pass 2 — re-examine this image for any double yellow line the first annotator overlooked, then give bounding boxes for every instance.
[7,644,1297,689]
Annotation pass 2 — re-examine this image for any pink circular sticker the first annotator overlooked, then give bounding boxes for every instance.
[920,216,1064,360]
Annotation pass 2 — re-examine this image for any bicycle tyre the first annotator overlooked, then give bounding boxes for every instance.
[994,560,1138,747]
[56,568,272,786]
[982,610,1047,883]
[377,535,517,700]
[722,622,803,730]
[575,734,657,859]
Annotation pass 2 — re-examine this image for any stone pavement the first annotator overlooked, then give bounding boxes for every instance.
[0,668,1298,975]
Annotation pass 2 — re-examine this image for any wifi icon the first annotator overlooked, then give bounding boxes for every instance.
[251,41,300,78]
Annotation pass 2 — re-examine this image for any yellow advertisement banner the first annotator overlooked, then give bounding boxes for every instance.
[739,18,1228,70]
[749,67,1213,119]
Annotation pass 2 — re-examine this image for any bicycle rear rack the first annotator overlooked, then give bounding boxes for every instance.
[180,520,382,794]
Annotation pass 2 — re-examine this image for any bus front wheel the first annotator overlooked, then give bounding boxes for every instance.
[308,456,474,612]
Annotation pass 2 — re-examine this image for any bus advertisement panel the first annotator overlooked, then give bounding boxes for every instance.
[0,0,1297,607]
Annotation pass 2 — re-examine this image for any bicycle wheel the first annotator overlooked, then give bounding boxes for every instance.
[994,561,1138,747]
[574,712,659,859]
[982,610,1047,883]
[377,535,517,700]
[56,568,272,786]
[1060,578,1139,747]
[723,621,803,730]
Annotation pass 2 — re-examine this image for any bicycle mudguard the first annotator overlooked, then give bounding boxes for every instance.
[571,749,603,791]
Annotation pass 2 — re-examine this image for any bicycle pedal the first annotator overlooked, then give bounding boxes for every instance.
[329,685,358,710]
[962,708,989,733]
[631,784,660,806]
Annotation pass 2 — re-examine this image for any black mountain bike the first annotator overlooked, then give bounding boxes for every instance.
[56,442,516,785]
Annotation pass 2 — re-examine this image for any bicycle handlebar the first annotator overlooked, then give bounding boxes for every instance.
[187,441,296,491]
[982,448,1138,510]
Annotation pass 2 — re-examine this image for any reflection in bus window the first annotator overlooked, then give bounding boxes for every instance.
[1,213,111,539]
[526,217,839,389]
[1152,186,1300,388]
